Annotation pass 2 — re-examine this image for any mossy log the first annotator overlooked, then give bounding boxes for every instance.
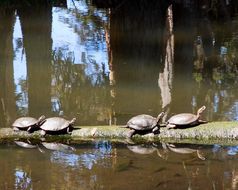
[1,121,238,145]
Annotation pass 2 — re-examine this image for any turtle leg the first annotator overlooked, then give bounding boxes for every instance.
[166,123,176,129]
[27,126,32,132]
[13,127,19,131]
[198,119,208,124]
[197,150,206,160]
[127,129,136,138]
[156,142,169,160]
[67,127,72,134]
[36,145,45,153]
[152,126,159,134]
[40,130,46,137]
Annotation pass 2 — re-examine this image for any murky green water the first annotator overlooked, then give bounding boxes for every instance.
[1,140,238,190]
[1,0,238,189]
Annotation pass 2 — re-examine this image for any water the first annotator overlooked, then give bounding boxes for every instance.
[0,140,238,190]
[1,1,238,189]
[1,0,238,127]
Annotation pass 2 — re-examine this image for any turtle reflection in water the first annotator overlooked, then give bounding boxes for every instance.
[12,115,46,132]
[127,144,157,155]
[162,143,206,160]
[41,142,76,152]
[166,106,207,129]
[123,112,165,138]
[40,117,76,136]
[14,140,44,153]
[15,140,38,149]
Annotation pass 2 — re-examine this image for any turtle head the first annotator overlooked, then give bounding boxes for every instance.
[197,106,206,117]
[156,112,165,124]
[70,118,77,125]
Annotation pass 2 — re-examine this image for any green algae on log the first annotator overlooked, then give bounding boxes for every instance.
[1,122,238,145]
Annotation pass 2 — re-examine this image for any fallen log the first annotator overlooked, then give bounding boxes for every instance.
[1,121,238,145]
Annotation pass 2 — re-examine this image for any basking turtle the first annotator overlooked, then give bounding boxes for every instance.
[12,115,46,132]
[124,112,164,138]
[40,117,76,136]
[166,106,207,129]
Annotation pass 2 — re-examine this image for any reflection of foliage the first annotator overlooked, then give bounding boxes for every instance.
[59,0,108,50]
[51,0,110,125]
[192,15,238,121]
[15,78,28,115]
[193,72,203,83]
[212,68,223,82]
[192,52,238,121]
[52,49,110,125]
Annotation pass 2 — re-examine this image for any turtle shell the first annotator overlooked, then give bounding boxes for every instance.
[12,117,39,129]
[40,117,72,131]
[167,113,198,125]
[127,114,157,131]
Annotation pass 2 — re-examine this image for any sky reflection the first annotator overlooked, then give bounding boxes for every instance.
[49,141,113,169]
[52,0,109,76]
[13,15,28,114]
[15,169,32,190]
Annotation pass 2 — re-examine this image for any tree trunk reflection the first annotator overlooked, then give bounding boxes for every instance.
[0,7,16,127]
[18,2,52,117]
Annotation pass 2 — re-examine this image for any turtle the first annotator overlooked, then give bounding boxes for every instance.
[123,112,165,138]
[39,117,76,136]
[12,115,46,132]
[166,106,207,129]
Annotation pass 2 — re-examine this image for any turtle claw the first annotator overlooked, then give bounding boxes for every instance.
[152,126,160,134]
[127,130,136,138]
[13,127,19,131]
[40,130,46,137]
[198,119,208,124]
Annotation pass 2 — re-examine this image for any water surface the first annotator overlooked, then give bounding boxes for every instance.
[1,0,238,127]
[1,1,238,189]
[1,140,238,190]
